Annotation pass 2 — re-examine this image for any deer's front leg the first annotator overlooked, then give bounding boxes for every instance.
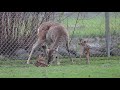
[27,39,40,64]
[48,49,54,64]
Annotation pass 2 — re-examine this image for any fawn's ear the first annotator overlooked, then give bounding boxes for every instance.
[83,41,87,43]
[41,45,46,49]
[41,53,44,57]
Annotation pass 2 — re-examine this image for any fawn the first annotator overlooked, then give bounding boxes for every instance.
[78,39,90,64]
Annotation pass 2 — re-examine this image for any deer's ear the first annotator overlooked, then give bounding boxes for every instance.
[45,26,50,31]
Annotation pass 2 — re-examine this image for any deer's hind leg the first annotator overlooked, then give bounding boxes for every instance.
[66,42,74,64]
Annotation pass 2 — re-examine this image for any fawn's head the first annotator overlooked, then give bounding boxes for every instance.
[78,39,88,46]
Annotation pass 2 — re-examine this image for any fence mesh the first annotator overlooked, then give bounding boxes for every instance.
[0,12,120,61]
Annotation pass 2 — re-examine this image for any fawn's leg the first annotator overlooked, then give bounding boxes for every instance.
[86,52,90,64]
[79,48,84,64]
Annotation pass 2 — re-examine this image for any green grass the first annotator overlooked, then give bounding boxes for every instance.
[61,16,120,37]
[0,57,120,78]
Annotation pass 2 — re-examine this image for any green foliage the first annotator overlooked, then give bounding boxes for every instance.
[61,16,120,37]
[0,56,120,78]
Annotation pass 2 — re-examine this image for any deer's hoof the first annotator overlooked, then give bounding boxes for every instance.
[27,62,30,64]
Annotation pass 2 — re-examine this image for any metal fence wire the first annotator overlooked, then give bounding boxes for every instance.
[0,12,120,61]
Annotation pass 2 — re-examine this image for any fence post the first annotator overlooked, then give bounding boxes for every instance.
[105,12,111,57]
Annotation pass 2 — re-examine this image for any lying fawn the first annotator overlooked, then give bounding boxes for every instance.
[35,53,48,67]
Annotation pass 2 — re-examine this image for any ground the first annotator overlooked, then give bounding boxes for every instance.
[0,57,120,78]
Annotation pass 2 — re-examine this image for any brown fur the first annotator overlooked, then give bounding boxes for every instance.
[78,39,90,64]
[27,21,72,65]
[35,55,48,67]
[37,21,60,44]
[46,25,70,64]
[27,21,60,64]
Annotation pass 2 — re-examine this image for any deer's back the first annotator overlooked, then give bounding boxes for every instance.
[37,21,60,33]
[46,25,69,47]
[37,21,60,41]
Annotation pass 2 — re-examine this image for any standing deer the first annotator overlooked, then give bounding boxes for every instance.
[78,39,90,64]
[46,24,74,65]
[27,21,73,65]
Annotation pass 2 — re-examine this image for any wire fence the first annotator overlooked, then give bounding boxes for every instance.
[0,12,120,61]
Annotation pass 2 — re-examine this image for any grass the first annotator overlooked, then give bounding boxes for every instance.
[0,56,120,78]
[61,16,120,37]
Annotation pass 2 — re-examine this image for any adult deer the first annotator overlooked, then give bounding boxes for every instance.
[27,21,73,65]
